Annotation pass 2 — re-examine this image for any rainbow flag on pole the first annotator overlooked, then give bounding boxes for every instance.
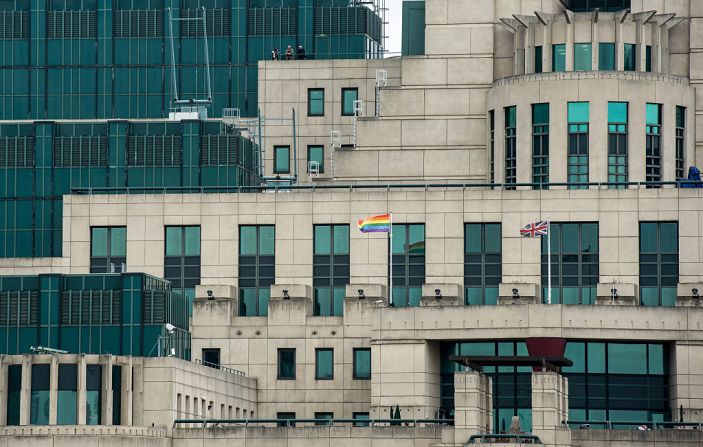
[358,213,391,233]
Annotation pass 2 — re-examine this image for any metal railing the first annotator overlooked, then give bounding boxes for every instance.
[466,433,543,444]
[173,418,452,428]
[193,359,246,377]
[71,180,703,196]
[565,420,703,430]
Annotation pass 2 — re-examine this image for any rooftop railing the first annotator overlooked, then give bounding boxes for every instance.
[466,433,543,444]
[193,358,246,376]
[565,420,703,430]
[173,418,453,428]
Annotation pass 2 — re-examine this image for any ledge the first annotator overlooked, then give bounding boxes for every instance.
[492,71,690,87]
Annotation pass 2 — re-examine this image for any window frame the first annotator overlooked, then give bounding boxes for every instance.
[341,87,359,116]
[315,348,334,380]
[607,102,629,189]
[675,106,686,179]
[307,145,324,174]
[277,348,296,380]
[273,145,290,174]
[353,347,371,380]
[238,225,275,317]
[532,103,549,189]
[464,223,502,306]
[645,103,662,186]
[307,88,324,117]
[573,43,592,71]
[390,223,425,307]
[90,226,127,273]
[567,102,590,189]
[164,225,201,315]
[313,224,350,317]
[504,106,517,189]
[639,222,678,307]
[552,44,566,72]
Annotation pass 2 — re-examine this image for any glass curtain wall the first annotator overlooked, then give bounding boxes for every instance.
[532,103,549,188]
[567,102,589,189]
[390,223,425,307]
[640,222,678,307]
[504,106,517,189]
[313,224,349,316]
[239,225,275,316]
[464,223,501,305]
[607,102,628,188]
[164,226,201,314]
[645,104,662,186]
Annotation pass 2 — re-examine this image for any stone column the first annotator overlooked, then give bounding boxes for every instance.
[671,340,703,422]
[104,355,113,426]
[19,356,31,425]
[48,355,58,424]
[454,371,492,443]
[0,356,7,425]
[531,371,569,446]
[77,355,87,424]
[123,359,133,425]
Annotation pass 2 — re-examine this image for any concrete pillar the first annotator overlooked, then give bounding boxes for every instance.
[48,356,58,424]
[123,359,133,425]
[531,371,569,446]
[454,371,492,443]
[19,356,31,425]
[77,354,87,424]
[104,355,113,425]
[0,356,6,425]
[671,340,703,422]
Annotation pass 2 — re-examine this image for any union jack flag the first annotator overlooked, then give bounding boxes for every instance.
[520,220,549,238]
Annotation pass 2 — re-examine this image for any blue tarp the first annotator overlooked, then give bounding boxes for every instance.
[681,166,703,188]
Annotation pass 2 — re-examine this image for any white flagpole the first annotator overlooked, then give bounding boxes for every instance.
[547,218,552,305]
[389,212,393,306]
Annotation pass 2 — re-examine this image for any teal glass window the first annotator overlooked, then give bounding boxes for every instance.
[608,102,628,188]
[464,223,501,305]
[535,46,543,73]
[112,365,122,425]
[315,412,333,425]
[307,145,324,174]
[568,102,590,189]
[542,223,598,304]
[676,106,686,179]
[273,145,290,174]
[315,348,334,380]
[7,365,21,425]
[277,412,296,427]
[624,44,636,71]
[489,110,495,183]
[30,364,50,425]
[353,412,370,427]
[90,227,126,273]
[552,44,566,72]
[569,0,630,12]
[598,43,615,70]
[277,348,296,380]
[57,364,77,425]
[86,364,101,425]
[308,88,324,117]
[574,43,592,71]
[391,224,425,307]
[640,222,678,307]
[532,103,549,188]
[645,104,662,186]
[239,225,275,316]
[164,226,201,315]
[313,224,349,316]
[504,106,517,188]
[646,46,652,72]
[342,88,358,116]
[353,348,371,379]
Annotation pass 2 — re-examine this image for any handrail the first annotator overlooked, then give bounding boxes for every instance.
[193,359,246,377]
[70,180,703,195]
[173,418,453,428]
[565,420,703,430]
[466,433,543,444]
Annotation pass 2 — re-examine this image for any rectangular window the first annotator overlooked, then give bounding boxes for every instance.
[239,225,275,316]
[535,46,543,73]
[277,348,296,380]
[624,43,636,71]
[308,88,324,116]
[30,364,50,425]
[90,226,126,273]
[7,365,21,425]
[532,103,549,188]
[342,88,358,116]
[353,412,370,427]
[465,223,501,305]
[112,365,122,425]
[273,145,290,174]
[313,224,349,316]
[307,145,324,174]
[645,104,662,186]
[202,348,221,368]
[314,412,333,425]
[568,102,590,189]
[541,223,599,304]
[574,43,592,71]
[598,43,615,70]
[676,106,686,179]
[390,224,425,307]
[489,110,495,184]
[57,364,77,425]
[552,44,566,72]
[315,348,334,380]
[353,348,371,379]
[164,226,200,315]
[504,106,517,189]
[86,364,101,425]
[646,45,652,72]
[277,412,296,427]
[640,222,678,307]
[608,102,628,188]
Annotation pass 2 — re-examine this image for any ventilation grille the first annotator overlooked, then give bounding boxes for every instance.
[53,136,108,167]
[180,8,231,37]
[143,290,166,324]
[47,10,97,39]
[113,9,163,38]
[0,291,39,327]
[60,290,121,325]
[248,7,297,36]
[127,134,183,166]
[200,135,240,165]
[0,137,34,167]
[314,6,380,40]
[0,10,29,39]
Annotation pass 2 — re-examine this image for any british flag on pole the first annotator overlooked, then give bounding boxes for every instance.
[520,220,549,238]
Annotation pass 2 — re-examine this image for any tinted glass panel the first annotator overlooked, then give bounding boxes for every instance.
[574,43,592,71]
[316,349,333,379]
[552,44,566,72]
[599,43,615,70]
[353,348,371,379]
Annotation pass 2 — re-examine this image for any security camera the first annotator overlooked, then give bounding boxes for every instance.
[207,290,214,300]
[165,323,176,334]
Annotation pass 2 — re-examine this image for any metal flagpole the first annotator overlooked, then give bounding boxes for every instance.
[547,218,552,305]
[389,212,393,306]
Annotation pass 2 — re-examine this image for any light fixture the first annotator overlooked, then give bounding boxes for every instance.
[207,290,214,300]
[282,290,290,300]
[358,289,365,299]
[693,288,700,299]
[611,288,618,300]
[165,323,176,334]
[434,289,442,299]
[512,288,519,299]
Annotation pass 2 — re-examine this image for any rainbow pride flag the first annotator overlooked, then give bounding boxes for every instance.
[358,213,391,233]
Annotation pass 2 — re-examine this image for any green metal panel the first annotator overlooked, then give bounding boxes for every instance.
[402,1,424,56]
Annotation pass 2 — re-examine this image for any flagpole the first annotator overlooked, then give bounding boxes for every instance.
[547,218,552,305]
[389,212,393,306]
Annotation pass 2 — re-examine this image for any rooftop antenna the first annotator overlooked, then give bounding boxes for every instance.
[167,7,212,120]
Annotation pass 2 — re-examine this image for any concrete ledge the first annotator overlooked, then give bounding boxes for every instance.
[498,283,540,304]
[596,283,638,306]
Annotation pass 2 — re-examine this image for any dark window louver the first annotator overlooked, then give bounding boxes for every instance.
[113,9,163,38]
[0,10,29,39]
[0,136,34,167]
[60,290,121,325]
[0,291,39,327]
[47,10,97,39]
[247,7,297,36]
[143,290,166,324]
[180,8,230,37]
[314,6,379,41]
[200,135,240,165]
[127,135,183,166]
[53,136,108,167]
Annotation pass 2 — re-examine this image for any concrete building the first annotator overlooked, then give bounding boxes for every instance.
[3,0,703,446]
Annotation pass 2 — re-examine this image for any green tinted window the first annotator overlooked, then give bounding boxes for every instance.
[646,46,652,72]
[574,43,592,71]
[334,225,349,254]
[240,226,257,255]
[342,88,358,116]
[184,226,200,256]
[110,227,126,257]
[552,44,566,72]
[563,342,585,373]
[624,43,636,71]
[274,146,290,174]
[465,224,482,253]
[308,145,324,173]
[660,223,678,253]
[91,228,108,257]
[353,348,371,379]
[315,348,333,379]
[308,89,324,116]
[57,364,77,425]
[608,343,647,374]
[165,227,182,256]
[408,224,425,252]
[277,349,296,380]
[568,102,589,123]
[505,105,517,127]
[587,342,605,373]
[314,225,331,255]
[608,102,628,123]
[259,225,275,255]
[532,103,549,125]
[599,43,615,70]
[646,103,661,126]
[648,344,664,375]
[535,46,543,73]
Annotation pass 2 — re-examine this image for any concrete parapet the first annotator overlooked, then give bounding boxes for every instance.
[420,283,463,306]
[677,283,703,307]
[532,372,569,447]
[268,284,313,325]
[498,282,540,304]
[596,283,638,306]
[345,283,387,304]
[453,371,492,443]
